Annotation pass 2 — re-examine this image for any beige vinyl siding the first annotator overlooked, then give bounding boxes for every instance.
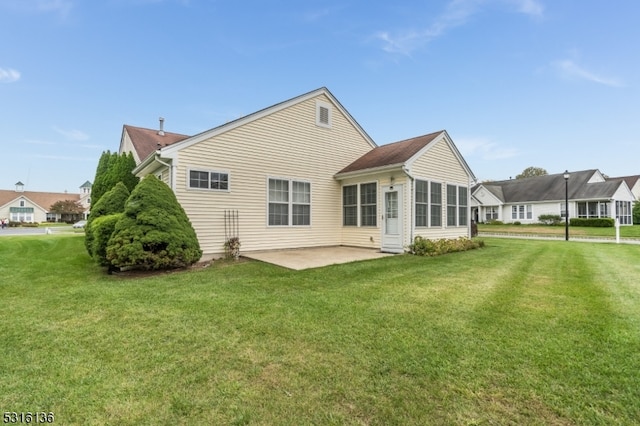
[411,138,471,240]
[174,94,373,256]
[120,131,141,164]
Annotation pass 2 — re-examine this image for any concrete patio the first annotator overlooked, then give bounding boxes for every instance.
[243,246,395,270]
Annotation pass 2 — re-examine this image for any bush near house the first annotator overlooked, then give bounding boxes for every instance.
[569,218,615,227]
[91,214,123,266]
[538,214,563,226]
[85,182,130,257]
[409,236,484,256]
[106,175,202,271]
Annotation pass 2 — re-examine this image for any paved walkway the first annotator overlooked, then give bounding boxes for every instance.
[244,246,395,270]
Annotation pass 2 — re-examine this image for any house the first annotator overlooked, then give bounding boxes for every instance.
[119,87,476,258]
[471,169,635,225]
[0,181,92,223]
[609,175,640,201]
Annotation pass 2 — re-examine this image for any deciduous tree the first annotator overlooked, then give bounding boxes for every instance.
[516,166,548,179]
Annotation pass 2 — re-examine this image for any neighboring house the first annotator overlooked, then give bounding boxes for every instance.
[119,87,476,257]
[471,169,635,225]
[0,181,92,223]
[609,175,640,201]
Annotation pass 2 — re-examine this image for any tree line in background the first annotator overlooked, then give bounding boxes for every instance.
[84,151,201,273]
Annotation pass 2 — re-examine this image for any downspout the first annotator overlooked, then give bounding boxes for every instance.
[402,166,415,246]
[154,154,175,192]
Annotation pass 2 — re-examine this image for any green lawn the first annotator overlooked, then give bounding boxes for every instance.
[1,235,640,425]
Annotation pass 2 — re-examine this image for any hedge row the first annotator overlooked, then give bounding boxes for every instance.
[569,217,615,227]
[409,236,484,256]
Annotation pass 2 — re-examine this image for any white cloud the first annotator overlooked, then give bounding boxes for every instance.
[36,0,73,15]
[456,137,519,160]
[376,0,544,55]
[507,0,544,17]
[0,0,72,17]
[54,127,90,141]
[0,67,21,83]
[552,59,623,87]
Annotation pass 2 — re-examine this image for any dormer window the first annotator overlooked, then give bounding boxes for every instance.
[316,100,332,128]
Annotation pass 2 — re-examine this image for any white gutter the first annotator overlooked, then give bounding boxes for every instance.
[153,155,176,192]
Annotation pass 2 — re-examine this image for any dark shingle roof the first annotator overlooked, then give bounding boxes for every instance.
[124,125,189,163]
[608,175,640,190]
[476,169,624,203]
[338,131,443,174]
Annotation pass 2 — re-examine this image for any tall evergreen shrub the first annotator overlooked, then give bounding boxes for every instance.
[85,182,130,257]
[106,175,202,271]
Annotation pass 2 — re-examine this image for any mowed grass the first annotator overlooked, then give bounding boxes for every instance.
[1,235,640,425]
[479,223,640,239]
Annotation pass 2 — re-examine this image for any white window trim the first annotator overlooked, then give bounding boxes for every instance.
[266,176,312,227]
[430,180,444,228]
[315,100,332,129]
[414,179,446,228]
[186,168,231,192]
[342,181,378,227]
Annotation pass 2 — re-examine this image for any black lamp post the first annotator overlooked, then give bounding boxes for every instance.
[564,170,570,241]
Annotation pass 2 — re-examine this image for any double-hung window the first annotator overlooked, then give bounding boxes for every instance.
[430,182,442,227]
[415,180,428,227]
[415,179,444,227]
[458,186,468,226]
[343,186,358,226]
[447,184,458,226]
[360,183,377,226]
[511,204,532,220]
[189,169,229,191]
[268,178,311,226]
[342,182,377,227]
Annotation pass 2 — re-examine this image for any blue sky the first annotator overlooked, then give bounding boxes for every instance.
[1,0,638,192]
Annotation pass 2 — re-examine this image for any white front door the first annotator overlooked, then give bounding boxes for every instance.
[382,185,404,253]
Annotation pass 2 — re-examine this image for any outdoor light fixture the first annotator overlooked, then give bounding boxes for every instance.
[564,170,570,241]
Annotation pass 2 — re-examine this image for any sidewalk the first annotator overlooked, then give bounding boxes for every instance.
[478,232,640,245]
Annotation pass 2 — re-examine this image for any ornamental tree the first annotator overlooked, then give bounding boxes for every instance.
[49,199,85,223]
[106,175,202,271]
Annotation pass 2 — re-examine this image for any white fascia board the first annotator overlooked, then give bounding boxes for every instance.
[334,164,404,180]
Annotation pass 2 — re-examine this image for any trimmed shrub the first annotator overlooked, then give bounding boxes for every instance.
[85,182,130,256]
[486,220,504,225]
[91,214,122,266]
[513,221,522,226]
[409,236,484,257]
[569,217,615,228]
[106,175,202,271]
[538,214,563,226]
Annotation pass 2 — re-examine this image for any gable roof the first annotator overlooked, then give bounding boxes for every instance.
[123,125,190,164]
[474,169,628,203]
[0,189,82,212]
[155,87,376,160]
[609,175,640,189]
[337,131,443,174]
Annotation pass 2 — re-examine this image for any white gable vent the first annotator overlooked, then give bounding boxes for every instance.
[316,100,332,128]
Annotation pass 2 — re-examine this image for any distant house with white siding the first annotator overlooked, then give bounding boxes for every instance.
[0,181,92,223]
[119,87,476,258]
[471,169,635,225]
